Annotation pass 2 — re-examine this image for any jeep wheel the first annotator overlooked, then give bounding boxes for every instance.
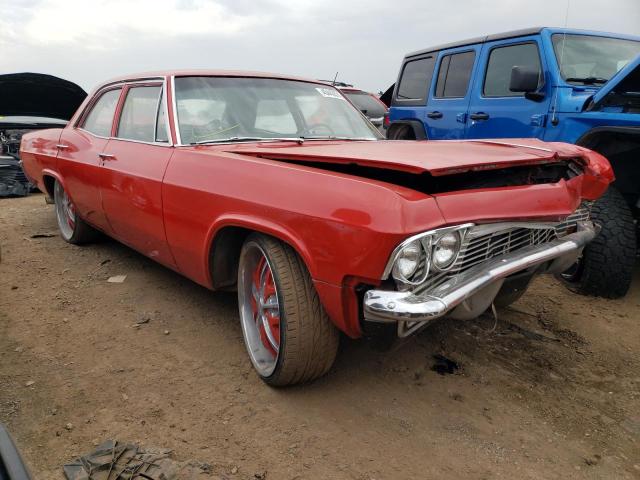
[54,179,99,244]
[237,234,339,386]
[558,187,636,298]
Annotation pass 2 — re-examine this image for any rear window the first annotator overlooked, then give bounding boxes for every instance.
[344,92,386,117]
[82,89,121,137]
[395,56,436,103]
[435,51,476,98]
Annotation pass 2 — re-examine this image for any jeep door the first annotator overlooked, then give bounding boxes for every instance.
[99,82,177,268]
[465,37,550,139]
[423,46,480,139]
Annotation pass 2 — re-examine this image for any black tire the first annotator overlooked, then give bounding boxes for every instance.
[238,234,339,386]
[558,187,636,298]
[53,179,99,244]
[387,124,416,140]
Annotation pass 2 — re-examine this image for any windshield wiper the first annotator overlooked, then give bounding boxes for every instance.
[565,76,609,85]
[192,136,304,145]
[301,136,377,141]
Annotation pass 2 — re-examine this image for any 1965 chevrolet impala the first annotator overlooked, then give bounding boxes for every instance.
[20,71,613,386]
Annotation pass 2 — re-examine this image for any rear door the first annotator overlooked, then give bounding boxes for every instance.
[57,87,122,233]
[100,82,176,268]
[465,37,550,139]
[389,55,437,133]
[424,47,479,139]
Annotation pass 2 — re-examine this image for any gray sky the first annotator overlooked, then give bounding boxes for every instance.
[2,0,639,94]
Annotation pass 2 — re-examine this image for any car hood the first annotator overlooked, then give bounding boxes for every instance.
[588,54,640,110]
[230,138,590,176]
[0,72,87,121]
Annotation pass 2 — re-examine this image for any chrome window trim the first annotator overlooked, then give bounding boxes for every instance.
[170,75,183,146]
[75,77,174,148]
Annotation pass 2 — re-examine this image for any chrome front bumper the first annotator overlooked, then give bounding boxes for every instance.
[363,221,597,324]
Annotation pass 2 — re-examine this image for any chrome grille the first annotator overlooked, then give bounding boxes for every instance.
[413,207,591,296]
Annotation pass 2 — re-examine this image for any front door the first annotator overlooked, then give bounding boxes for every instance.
[99,83,176,268]
[423,47,479,139]
[465,38,550,139]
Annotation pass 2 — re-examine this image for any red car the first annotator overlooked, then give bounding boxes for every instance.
[21,71,612,386]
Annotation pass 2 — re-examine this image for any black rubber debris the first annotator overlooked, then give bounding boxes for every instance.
[431,354,460,375]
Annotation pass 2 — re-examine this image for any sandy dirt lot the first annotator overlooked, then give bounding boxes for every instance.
[1,194,639,479]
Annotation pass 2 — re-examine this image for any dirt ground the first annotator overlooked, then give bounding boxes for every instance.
[1,194,639,480]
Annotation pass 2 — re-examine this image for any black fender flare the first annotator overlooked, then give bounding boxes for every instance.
[386,120,428,140]
[575,126,640,149]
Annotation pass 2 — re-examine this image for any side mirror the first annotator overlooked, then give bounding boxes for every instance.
[510,66,540,93]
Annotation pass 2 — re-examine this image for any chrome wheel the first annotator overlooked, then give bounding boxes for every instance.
[54,180,76,240]
[238,241,281,377]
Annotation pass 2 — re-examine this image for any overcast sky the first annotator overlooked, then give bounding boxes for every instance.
[2,0,639,94]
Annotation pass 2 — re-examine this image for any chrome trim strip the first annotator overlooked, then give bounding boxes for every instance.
[364,221,597,323]
[171,75,183,146]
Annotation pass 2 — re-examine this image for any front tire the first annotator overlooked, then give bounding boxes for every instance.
[54,180,98,244]
[558,188,636,298]
[237,234,339,386]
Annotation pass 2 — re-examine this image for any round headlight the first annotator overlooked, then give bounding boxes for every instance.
[392,240,422,281]
[432,232,461,270]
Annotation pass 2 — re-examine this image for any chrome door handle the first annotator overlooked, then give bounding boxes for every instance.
[56,144,69,149]
[98,153,116,161]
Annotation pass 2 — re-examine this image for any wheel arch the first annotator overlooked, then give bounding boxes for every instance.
[41,169,65,200]
[205,216,317,291]
[386,119,428,140]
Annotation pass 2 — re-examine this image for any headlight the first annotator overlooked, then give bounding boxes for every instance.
[432,231,461,270]
[392,240,422,281]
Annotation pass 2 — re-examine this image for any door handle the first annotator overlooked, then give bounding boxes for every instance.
[56,144,69,150]
[469,112,490,121]
[427,111,443,119]
[98,153,116,161]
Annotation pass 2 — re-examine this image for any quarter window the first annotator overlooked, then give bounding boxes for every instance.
[395,56,436,103]
[484,43,542,97]
[117,85,162,142]
[82,89,121,137]
[155,92,169,143]
[435,51,476,98]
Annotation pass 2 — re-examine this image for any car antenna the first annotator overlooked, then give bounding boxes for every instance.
[331,71,339,86]
[551,0,571,126]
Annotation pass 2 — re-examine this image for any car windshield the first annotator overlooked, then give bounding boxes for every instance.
[343,92,386,118]
[552,34,640,85]
[174,76,382,144]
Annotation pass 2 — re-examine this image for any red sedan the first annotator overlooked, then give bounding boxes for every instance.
[21,71,612,386]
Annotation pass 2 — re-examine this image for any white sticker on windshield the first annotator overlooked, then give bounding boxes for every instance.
[316,87,345,100]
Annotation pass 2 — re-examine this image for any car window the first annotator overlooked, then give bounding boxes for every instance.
[435,51,476,98]
[254,99,297,134]
[484,43,542,97]
[117,85,162,142]
[344,92,386,117]
[155,91,169,143]
[395,56,436,103]
[82,89,121,137]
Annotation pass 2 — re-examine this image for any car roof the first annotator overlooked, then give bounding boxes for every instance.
[404,27,640,59]
[93,70,328,93]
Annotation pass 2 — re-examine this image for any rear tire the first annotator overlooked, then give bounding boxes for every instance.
[558,188,636,298]
[54,179,99,244]
[237,234,339,386]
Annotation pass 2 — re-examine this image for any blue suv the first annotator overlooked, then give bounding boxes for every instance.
[386,27,639,298]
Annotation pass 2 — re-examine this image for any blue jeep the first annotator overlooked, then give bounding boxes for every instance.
[386,27,639,298]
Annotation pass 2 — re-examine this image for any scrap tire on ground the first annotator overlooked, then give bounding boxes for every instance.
[238,233,339,387]
[558,187,636,299]
[54,179,99,244]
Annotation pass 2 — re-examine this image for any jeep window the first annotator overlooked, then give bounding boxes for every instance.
[81,89,121,137]
[435,51,476,98]
[174,76,380,144]
[552,34,640,85]
[484,43,542,97]
[395,56,436,103]
[117,85,162,143]
[344,92,386,117]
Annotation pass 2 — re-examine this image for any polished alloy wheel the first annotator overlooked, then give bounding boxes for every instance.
[238,242,281,377]
[54,181,76,240]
